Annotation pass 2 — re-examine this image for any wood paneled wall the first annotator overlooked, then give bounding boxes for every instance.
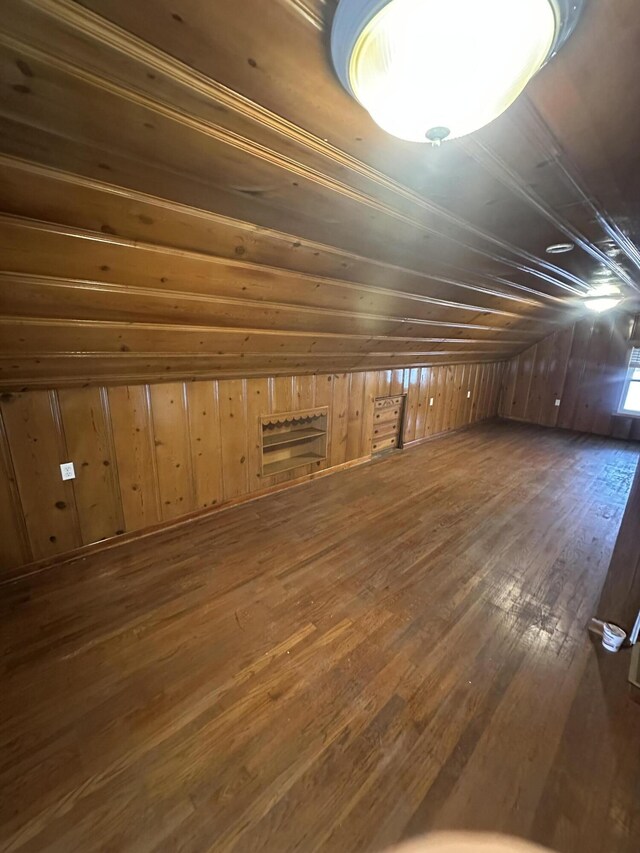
[0,362,504,574]
[499,312,639,438]
[597,460,640,633]
[403,361,503,445]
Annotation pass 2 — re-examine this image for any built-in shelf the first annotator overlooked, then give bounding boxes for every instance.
[262,427,327,449]
[260,407,328,477]
[263,452,325,476]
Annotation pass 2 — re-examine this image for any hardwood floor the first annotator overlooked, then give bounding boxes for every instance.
[1,422,640,853]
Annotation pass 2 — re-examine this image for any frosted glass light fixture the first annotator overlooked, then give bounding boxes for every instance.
[584,297,623,313]
[331,0,584,143]
[583,283,623,313]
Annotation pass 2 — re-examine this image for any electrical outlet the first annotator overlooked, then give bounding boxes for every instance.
[429,397,434,407]
[467,390,471,398]
[60,462,75,481]
[554,398,561,407]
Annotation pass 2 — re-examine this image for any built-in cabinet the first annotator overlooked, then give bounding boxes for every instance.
[372,395,405,454]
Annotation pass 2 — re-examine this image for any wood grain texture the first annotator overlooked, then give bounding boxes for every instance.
[0,390,81,559]
[218,379,249,501]
[404,362,503,446]
[57,386,124,543]
[597,458,640,632]
[107,384,161,531]
[185,380,223,509]
[1,422,639,852]
[1,0,640,388]
[500,313,638,437]
[149,382,195,521]
[0,364,503,574]
[0,420,30,569]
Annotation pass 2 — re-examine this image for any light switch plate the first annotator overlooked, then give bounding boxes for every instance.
[429,397,434,407]
[467,391,471,398]
[554,399,561,407]
[60,462,75,480]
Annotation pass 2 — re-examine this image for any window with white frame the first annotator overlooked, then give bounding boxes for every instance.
[619,347,640,414]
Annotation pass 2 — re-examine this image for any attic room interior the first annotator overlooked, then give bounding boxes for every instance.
[1,0,640,850]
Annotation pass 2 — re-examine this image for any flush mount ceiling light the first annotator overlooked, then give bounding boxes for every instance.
[583,282,623,313]
[583,296,623,313]
[331,0,584,144]
[545,242,575,254]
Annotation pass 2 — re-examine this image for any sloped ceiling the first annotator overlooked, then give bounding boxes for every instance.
[0,0,639,389]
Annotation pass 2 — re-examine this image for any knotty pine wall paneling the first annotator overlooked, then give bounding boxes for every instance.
[0,419,31,569]
[346,371,365,462]
[500,313,638,438]
[108,384,161,531]
[56,386,124,543]
[414,368,430,440]
[330,373,349,468]
[149,382,195,521]
[360,371,378,455]
[1,390,82,560]
[312,374,334,475]
[0,363,504,575]
[402,361,503,446]
[294,375,315,410]
[218,379,250,501]
[245,378,270,493]
[186,380,224,509]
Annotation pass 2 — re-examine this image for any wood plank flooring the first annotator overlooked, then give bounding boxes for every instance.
[1,422,640,853]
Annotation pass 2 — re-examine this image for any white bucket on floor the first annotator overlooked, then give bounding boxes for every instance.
[602,622,626,652]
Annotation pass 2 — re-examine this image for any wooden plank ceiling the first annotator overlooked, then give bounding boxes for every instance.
[1,0,639,388]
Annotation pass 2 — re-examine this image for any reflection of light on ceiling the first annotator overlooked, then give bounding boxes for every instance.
[589,282,621,297]
[584,297,622,313]
[582,281,622,313]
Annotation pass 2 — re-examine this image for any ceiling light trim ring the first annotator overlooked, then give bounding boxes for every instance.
[545,242,575,254]
[331,0,586,141]
[331,0,585,98]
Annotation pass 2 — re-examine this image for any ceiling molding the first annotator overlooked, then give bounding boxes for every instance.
[0,272,540,340]
[3,0,635,387]
[1,214,565,322]
[0,315,520,353]
[463,135,637,292]
[0,154,567,308]
[0,351,506,392]
[10,0,589,293]
[519,99,640,286]
[283,0,328,30]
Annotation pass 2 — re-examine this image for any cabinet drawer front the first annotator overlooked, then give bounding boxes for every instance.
[372,435,398,453]
[374,407,402,426]
[374,396,404,410]
[373,423,401,439]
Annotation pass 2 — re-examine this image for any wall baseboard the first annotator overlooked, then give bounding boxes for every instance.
[1,454,371,585]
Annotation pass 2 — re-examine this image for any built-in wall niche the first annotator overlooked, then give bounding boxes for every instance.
[261,407,328,477]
